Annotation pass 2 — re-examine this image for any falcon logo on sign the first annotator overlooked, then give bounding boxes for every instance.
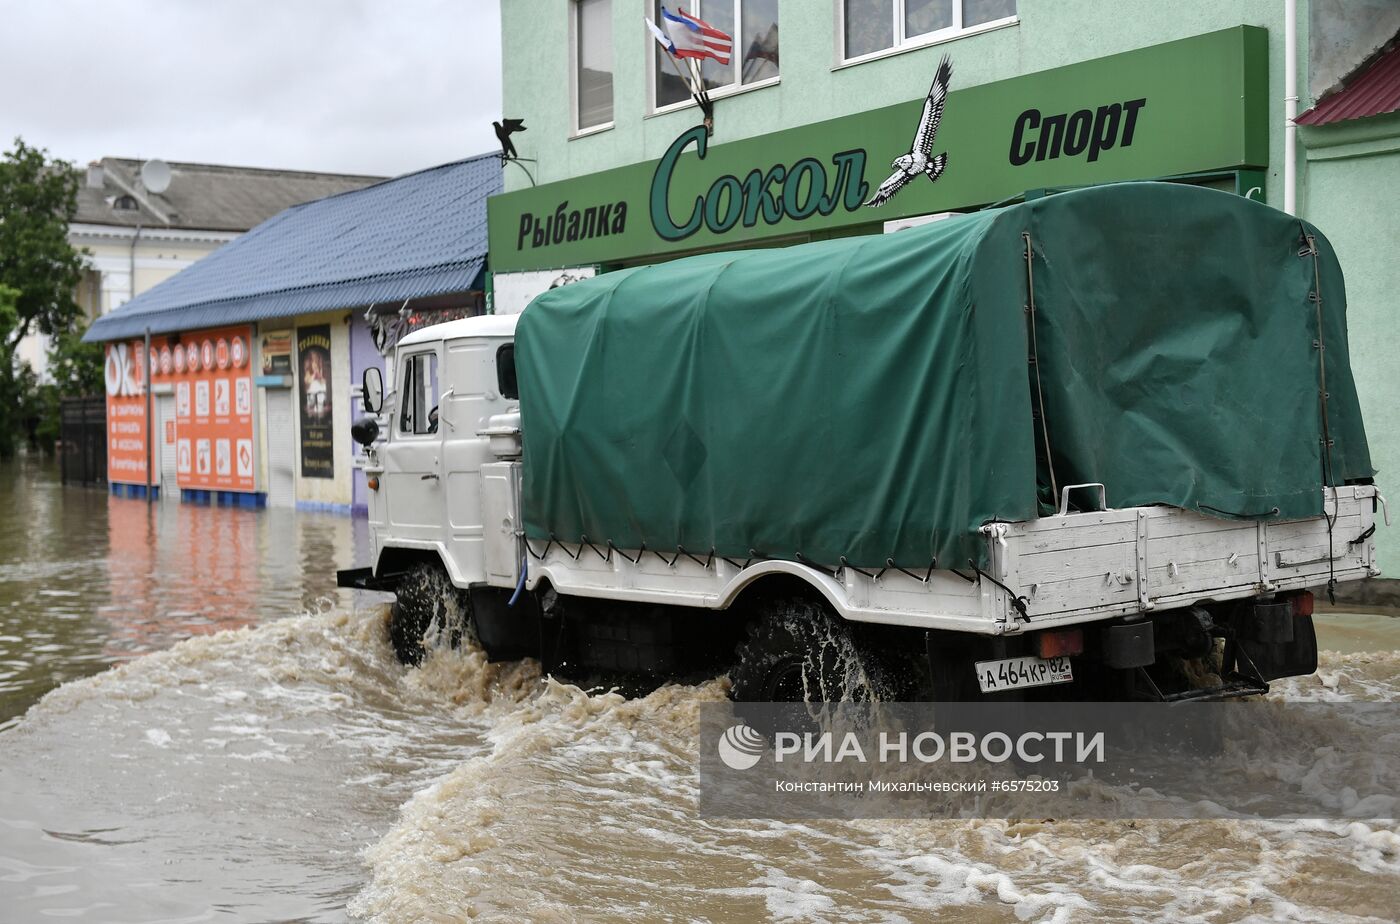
[865,56,953,208]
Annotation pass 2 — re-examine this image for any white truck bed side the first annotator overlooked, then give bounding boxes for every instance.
[481,462,1378,635]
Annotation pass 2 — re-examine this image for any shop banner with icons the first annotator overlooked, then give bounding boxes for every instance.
[104,324,256,491]
[103,340,150,484]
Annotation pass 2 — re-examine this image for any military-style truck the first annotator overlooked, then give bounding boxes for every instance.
[339,183,1382,702]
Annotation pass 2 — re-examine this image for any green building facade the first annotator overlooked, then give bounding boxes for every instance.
[493,0,1400,581]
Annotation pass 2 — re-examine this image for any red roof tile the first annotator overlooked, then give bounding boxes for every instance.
[1298,42,1400,126]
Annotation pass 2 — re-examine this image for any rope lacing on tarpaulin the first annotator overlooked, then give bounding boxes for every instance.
[522,535,1034,622]
[969,562,1031,622]
[1300,227,1340,604]
[1022,232,1059,506]
[1196,503,1281,519]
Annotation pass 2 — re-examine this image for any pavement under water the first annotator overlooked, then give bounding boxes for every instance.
[1,456,1398,922]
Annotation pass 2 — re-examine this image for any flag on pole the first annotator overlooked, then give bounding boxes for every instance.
[644,17,676,55]
[661,7,733,65]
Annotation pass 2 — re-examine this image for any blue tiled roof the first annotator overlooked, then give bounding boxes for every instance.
[84,153,501,342]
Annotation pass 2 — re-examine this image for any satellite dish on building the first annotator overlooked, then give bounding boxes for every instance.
[140,159,171,194]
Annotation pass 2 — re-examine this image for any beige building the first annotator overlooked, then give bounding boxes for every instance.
[18,157,383,376]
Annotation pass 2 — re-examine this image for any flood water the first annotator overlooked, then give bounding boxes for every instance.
[0,455,375,732]
[2,456,1399,922]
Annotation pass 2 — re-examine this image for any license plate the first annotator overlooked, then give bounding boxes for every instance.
[975,655,1074,693]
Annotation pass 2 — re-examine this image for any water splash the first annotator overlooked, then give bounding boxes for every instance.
[350,631,1400,922]
[2,605,1398,922]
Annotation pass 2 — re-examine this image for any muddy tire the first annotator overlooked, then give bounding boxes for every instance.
[389,562,468,666]
[729,597,883,702]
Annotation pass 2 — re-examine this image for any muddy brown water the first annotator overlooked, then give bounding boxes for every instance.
[1,456,1398,922]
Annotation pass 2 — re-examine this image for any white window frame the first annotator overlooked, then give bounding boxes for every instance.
[834,0,1018,69]
[648,0,780,116]
[396,349,441,438]
[570,0,615,138]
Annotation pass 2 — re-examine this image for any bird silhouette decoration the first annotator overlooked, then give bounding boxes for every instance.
[493,118,527,160]
[865,56,952,207]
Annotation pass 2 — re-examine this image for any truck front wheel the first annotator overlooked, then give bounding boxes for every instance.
[388,562,469,665]
[729,597,884,702]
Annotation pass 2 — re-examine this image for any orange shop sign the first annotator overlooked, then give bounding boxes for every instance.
[105,326,256,492]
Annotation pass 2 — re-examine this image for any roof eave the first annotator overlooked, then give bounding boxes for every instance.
[82,259,487,343]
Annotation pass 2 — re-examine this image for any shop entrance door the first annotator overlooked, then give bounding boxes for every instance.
[156,394,178,500]
[265,388,295,508]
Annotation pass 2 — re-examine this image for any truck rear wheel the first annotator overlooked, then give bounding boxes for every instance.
[729,597,883,702]
[389,562,468,665]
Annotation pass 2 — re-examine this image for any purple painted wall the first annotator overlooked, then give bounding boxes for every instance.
[348,315,383,515]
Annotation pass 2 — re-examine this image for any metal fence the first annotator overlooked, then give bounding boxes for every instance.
[59,396,106,485]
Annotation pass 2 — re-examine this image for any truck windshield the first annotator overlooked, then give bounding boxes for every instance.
[399,350,439,435]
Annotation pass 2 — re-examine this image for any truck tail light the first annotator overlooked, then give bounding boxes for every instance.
[1037,628,1084,659]
[1290,590,1314,617]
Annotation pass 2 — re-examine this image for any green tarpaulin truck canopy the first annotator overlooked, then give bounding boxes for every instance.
[515,182,1372,569]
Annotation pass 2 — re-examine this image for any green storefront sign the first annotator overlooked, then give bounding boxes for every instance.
[488,26,1267,273]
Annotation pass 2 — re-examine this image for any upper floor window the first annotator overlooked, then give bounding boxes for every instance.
[573,0,614,131]
[653,1,779,111]
[842,0,1016,63]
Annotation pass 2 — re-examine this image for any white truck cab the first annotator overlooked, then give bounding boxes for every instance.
[360,314,523,597]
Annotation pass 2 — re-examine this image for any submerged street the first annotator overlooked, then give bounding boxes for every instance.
[1,458,1398,922]
[0,456,374,732]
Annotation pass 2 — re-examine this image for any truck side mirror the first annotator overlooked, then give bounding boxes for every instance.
[362,367,384,414]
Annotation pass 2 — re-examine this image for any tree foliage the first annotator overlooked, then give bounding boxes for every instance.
[0,138,84,349]
[0,284,26,457]
[0,139,97,457]
[26,325,105,453]
[47,325,104,397]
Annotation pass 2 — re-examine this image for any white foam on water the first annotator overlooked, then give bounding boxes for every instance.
[0,605,542,921]
[1273,649,1400,702]
[729,867,839,920]
[349,642,1400,923]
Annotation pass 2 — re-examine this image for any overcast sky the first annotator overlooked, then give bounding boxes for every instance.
[0,0,502,178]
